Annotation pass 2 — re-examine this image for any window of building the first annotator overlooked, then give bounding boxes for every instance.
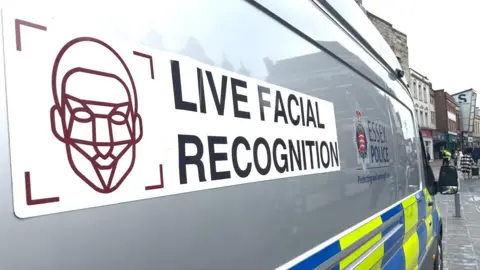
[420,111,423,126]
[419,85,423,101]
[423,87,427,103]
[424,112,428,126]
[431,112,435,125]
[413,82,417,98]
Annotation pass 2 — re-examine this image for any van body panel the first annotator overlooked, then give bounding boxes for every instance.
[0,2,440,269]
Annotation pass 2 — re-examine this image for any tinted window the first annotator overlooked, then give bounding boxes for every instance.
[389,96,423,197]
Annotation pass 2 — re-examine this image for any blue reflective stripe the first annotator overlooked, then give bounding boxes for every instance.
[290,241,341,270]
[380,203,404,267]
[381,221,404,267]
[417,222,427,264]
[416,192,426,221]
[381,204,403,224]
[383,247,406,270]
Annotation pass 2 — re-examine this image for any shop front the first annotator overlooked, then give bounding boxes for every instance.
[421,129,434,160]
[433,131,446,159]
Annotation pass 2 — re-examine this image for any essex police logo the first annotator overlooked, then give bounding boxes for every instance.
[354,105,369,171]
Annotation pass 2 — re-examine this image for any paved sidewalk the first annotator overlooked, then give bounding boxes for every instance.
[432,160,480,270]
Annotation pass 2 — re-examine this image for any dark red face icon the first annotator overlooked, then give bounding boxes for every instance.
[50,37,142,193]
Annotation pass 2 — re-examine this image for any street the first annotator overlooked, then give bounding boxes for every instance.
[432,160,480,269]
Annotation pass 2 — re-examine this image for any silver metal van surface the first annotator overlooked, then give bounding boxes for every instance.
[0,1,440,270]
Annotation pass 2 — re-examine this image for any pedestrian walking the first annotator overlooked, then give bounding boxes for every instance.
[461,150,474,179]
[452,150,457,168]
[457,149,463,168]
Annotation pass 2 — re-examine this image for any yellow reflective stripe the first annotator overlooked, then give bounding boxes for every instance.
[403,232,420,270]
[402,195,418,242]
[423,189,434,248]
[339,216,383,269]
[423,189,432,217]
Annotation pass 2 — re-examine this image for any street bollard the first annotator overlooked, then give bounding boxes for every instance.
[454,193,461,217]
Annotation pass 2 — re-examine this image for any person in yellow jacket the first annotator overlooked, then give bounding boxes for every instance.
[442,149,451,166]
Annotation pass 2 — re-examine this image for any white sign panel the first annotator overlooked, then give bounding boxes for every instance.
[453,89,477,132]
[447,111,457,122]
[3,12,339,218]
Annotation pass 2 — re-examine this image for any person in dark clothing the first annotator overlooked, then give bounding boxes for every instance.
[452,150,457,168]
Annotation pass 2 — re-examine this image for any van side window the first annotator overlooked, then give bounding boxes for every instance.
[388,96,423,197]
[418,129,429,167]
[418,129,435,194]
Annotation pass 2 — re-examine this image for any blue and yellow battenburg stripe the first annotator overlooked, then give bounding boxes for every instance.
[290,189,440,270]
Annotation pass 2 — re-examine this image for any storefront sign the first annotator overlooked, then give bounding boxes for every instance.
[447,134,458,143]
[433,131,446,141]
[452,89,477,133]
[421,129,433,138]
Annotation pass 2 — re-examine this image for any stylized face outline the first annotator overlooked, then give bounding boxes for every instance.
[50,37,143,193]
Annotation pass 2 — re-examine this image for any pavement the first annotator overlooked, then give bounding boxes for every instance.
[432,159,480,270]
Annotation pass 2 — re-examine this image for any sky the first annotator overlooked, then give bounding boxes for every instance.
[363,0,480,97]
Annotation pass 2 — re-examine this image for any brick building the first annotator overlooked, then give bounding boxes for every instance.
[433,89,460,154]
[366,12,410,85]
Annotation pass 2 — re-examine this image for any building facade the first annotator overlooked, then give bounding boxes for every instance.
[410,68,435,159]
[367,12,411,85]
[430,89,436,129]
[433,89,460,156]
[473,107,480,147]
[451,89,478,148]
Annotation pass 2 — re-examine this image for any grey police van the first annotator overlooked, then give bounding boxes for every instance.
[0,1,458,270]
